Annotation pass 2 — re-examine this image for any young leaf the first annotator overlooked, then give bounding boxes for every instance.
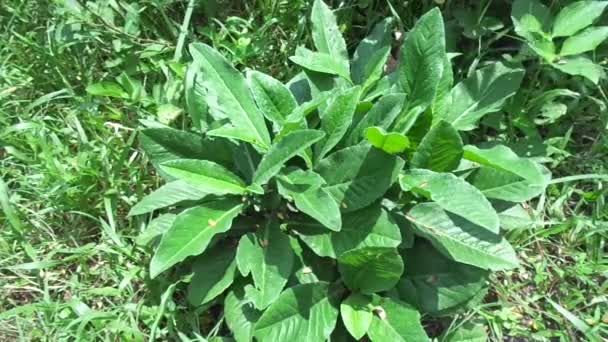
[410,120,463,172]
[160,159,247,195]
[128,181,208,216]
[393,8,446,134]
[438,62,524,131]
[367,297,430,342]
[247,70,297,127]
[396,240,489,315]
[316,86,361,161]
[560,26,608,56]
[338,247,404,294]
[552,1,608,37]
[292,204,402,258]
[86,81,127,98]
[189,43,271,149]
[406,203,519,271]
[352,18,394,91]
[277,170,341,231]
[316,145,405,212]
[225,287,262,342]
[290,47,351,81]
[340,294,373,340]
[187,243,238,306]
[253,282,341,342]
[399,169,500,233]
[346,93,406,145]
[236,222,294,310]
[511,0,552,38]
[463,144,551,202]
[551,55,603,84]
[150,198,243,278]
[310,0,349,72]
[252,129,325,185]
[365,127,410,154]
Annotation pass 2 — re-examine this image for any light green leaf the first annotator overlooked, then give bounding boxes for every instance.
[129,181,208,216]
[431,56,454,118]
[341,294,373,340]
[463,144,551,202]
[440,323,488,342]
[316,145,405,212]
[352,18,394,91]
[395,240,489,315]
[310,0,349,71]
[189,43,271,149]
[187,243,238,306]
[367,297,429,342]
[552,55,603,84]
[338,247,403,294]
[394,8,446,134]
[184,61,208,131]
[247,70,297,127]
[406,203,519,271]
[150,198,243,278]
[439,62,524,131]
[160,159,247,195]
[252,129,325,185]
[290,47,351,80]
[498,204,534,230]
[511,0,552,38]
[552,0,608,37]
[292,204,402,258]
[561,26,608,56]
[365,127,409,154]
[346,93,406,145]
[253,282,341,342]
[411,121,463,172]
[236,223,294,310]
[86,81,127,98]
[157,104,182,125]
[277,169,341,231]
[315,86,361,161]
[224,287,261,342]
[135,213,176,246]
[399,169,500,233]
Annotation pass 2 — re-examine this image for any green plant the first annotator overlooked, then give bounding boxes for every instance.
[129,1,554,340]
[512,0,608,84]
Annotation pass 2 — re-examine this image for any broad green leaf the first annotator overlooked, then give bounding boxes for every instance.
[338,247,403,294]
[393,8,446,134]
[552,55,603,84]
[524,33,557,62]
[406,203,519,271]
[86,81,127,98]
[184,61,208,131]
[352,18,394,91]
[150,198,243,278]
[439,62,524,131]
[277,169,341,231]
[289,237,338,285]
[346,93,406,145]
[129,180,208,216]
[157,104,182,125]
[236,222,294,310]
[189,43,271,149]
[292,204,402,258]
[287,72,312,104]
[247,70,297,127]
[253,282,341,342]
[552,1,608,37]
[463,145,551,202]
[440,323,488,342]
[160,159,247,195]
[316,145,405,212]
[561,26,608,56]
[289,47,350,80]
[187,243,237,306]
[135,213,176,246]
[431,56,454,118]
[498,204,534,230]
[310,0,349,71]
[411,121,463,172]
[315,86,361,161]
[511,0,552,38]
[285,91,333,122]
[340,294,373,340]
[365,127,410,154]
[252,129,325,185]
[233,143,261,184]
[225,287,261,342]
[367,297,429,342]
[399,169,500,233]
[395,240,489,315]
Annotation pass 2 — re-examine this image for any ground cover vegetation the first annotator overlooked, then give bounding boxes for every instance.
[0,0,607,341]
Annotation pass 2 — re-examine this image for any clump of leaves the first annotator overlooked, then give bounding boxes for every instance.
[512,0,608,83]
[130,1,550,340]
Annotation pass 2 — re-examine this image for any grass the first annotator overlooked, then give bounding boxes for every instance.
[1,0,607,340]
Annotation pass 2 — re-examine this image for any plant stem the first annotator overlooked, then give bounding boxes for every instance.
[174,0,196,62]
